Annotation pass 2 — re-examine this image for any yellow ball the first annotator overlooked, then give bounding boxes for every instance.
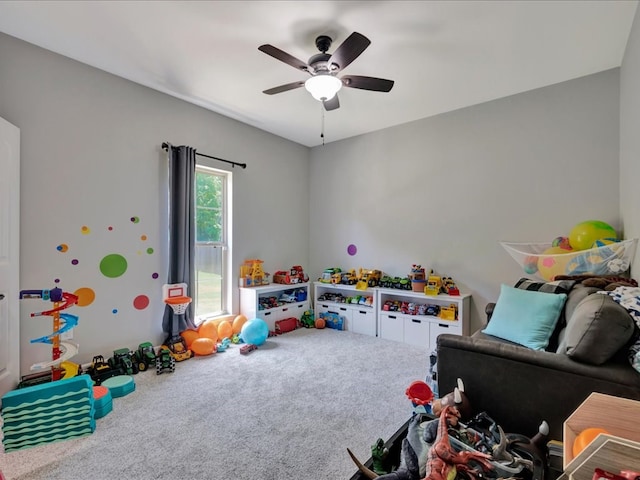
[537,246,571,281]
[569,221,617,251]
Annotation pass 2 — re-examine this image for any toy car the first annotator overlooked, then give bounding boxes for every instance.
[156,346,176,374]
[162,335,193,362]
[240,344,258,355]
[425,304,441,316]
[135,341,157,371]
[441,277,460,296]
[108,348,138,375]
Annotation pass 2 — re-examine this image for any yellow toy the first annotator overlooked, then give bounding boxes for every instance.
[425,270,442,296]
[239,259,269,286]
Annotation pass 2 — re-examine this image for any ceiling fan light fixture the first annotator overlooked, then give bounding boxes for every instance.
[304,75,342,101]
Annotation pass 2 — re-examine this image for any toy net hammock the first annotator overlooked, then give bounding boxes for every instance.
[164,296,192,314]
[501,238,638,281]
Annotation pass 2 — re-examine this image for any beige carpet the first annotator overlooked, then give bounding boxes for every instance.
[0,328,428,480]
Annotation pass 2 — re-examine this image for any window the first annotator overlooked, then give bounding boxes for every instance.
[194,165,231,322]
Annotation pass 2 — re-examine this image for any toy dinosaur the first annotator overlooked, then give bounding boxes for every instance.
[371,438,390,475]
[347,408,494,480]
[423,406,494,480]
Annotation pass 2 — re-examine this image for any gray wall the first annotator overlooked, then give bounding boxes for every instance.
[0,32,309,371]
[310,70,621,332]
[621,6,640,275]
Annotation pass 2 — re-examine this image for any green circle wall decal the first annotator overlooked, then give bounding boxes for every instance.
[100,253,128,278]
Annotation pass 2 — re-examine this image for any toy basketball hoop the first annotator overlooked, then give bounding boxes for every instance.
[163,283,192,315]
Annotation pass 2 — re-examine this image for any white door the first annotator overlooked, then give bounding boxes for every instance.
[0,117,20,397]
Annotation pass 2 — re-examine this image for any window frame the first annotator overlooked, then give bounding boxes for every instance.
[194,164,232,324]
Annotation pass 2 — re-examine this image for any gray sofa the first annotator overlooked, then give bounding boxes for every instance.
[436,279,640,441]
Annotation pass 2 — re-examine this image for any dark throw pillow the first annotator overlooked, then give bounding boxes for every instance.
[558,293,635,365]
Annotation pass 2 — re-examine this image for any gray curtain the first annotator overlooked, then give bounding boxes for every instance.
[162,144,198,338]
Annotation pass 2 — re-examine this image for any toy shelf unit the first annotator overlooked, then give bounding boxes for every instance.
[376,288,470,350]
[239,282,310,331]
[560,392,640,480]
[313,281,376,337]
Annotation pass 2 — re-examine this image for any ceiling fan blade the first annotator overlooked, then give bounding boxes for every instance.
[258,44,309,72]
[341,75,394,92]
[323,95,340,111]
[327,32,371,72]
[263,81,305,95]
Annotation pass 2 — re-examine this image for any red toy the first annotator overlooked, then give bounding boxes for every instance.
[275,317,299,334]
[240,344,258,355]
[273,265,309,284]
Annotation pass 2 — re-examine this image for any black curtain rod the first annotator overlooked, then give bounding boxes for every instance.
[162,142,247,169]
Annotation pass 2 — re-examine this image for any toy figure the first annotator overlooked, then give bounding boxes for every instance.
[431,378,472,421]
[371,438,390,475]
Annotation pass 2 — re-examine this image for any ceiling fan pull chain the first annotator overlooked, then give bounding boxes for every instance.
[321,103,325,145]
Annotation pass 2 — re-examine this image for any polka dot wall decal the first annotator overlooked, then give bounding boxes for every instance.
[108,226,113,231]
[71,259,79,265]
[347,244,358,256]
[146,248,154,255]
[54,278,60,283]
[140,235,147,241]
[74,287,96,307]
[57,244,69,253]
[99,253,128,278]
[152,272,159,279]
[112,309,118,314]
[131,216,140,224]
[81,226,91,235]
[133,295,149,310]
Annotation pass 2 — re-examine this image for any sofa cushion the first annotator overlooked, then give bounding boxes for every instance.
[557,293,635,365]
[482,284,567,351]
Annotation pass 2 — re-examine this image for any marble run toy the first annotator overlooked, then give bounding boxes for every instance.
[19,287,80,381]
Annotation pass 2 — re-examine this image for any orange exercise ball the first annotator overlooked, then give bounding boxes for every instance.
[198,319,219,342]
[217,320,233,340]
[232,314,248,334]
[180,329,200,348]
[315,317,326,329]
[191,337,216,356]
[573,427,609,458]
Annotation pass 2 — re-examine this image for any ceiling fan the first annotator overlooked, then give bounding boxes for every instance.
[258,32,394,111]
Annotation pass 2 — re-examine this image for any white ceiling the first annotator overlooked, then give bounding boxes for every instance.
[0,1,637,147]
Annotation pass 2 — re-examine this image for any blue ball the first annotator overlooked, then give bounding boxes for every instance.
[240,318,269,346]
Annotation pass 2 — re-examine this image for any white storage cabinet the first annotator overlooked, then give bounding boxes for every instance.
[239,282,310,331]
[313,282,376,336]
[376,288,470,350]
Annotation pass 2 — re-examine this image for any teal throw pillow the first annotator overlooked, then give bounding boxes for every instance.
[483,284,568,351]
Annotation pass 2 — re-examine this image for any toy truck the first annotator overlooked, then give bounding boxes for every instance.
[135,341,157,371]
[340,269,358,285]
[156,346,176,374]
[87,354,121,385]
[274,265,309,284]
[162,335,193,362]
[356,269,382,289]
[108,348,138,375]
